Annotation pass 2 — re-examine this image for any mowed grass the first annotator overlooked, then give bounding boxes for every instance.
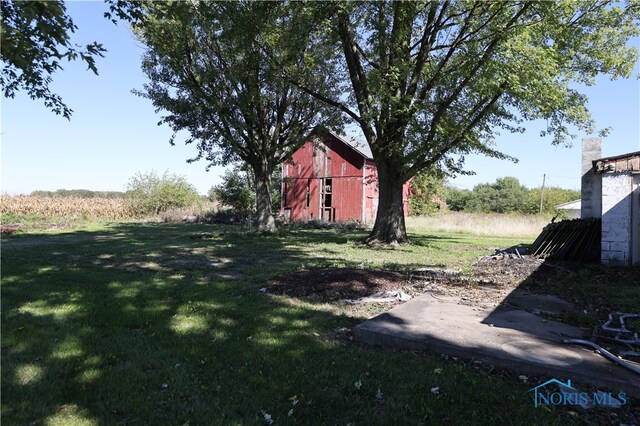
[2,222,571,425]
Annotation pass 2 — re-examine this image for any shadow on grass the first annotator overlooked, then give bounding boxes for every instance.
[2,223,569,425]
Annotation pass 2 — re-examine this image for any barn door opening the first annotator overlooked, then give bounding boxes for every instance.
[306,178,314,220]
[321,178,333,221]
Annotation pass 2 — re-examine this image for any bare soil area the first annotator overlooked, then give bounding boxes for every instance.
[267,255,547,305]
[268,268,410,302]
[268,254,640,314]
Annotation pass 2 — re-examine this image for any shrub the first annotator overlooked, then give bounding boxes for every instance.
[125,170,200,215]
[213,167,256,215]
[408,168,446,216]
[212,164,282,216]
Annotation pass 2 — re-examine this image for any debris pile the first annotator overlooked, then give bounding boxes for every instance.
[478,246,528,260]
[530,218,600,262]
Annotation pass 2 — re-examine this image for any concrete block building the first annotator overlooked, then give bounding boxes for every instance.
[581,138,640,266]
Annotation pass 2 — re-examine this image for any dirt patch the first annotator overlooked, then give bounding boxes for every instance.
[470,255,545,286]
[0,224,21,235]
[267,256,639,330]
[266,258,541,305]
[268,268,409,301]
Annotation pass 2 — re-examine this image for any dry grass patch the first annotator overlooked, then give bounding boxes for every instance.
[407,211,549,238]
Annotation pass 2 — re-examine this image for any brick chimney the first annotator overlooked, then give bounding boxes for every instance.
[581,138,602,218]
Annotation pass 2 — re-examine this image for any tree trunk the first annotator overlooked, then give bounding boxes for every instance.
[254,165,276,233]
[366,158,408,244]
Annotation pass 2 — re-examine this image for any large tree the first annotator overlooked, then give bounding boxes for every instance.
[1,0,106,119]
[289,1,639,243]
[119,1,341,232]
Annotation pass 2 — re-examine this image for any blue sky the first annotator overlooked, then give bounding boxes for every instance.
[2,2,639,195]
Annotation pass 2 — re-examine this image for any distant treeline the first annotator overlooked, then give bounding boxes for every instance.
[446,177,579,215]
[30,189,126,199]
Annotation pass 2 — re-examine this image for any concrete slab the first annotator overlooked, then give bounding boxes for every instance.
[354,293,640,398]
[505,290,570,316]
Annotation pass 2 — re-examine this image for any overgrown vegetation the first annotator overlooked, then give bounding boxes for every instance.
[2,172,210,230]
[125,170,201,216]
[211,165,281,219]
[407,168,446,216]
[212,169,255,217]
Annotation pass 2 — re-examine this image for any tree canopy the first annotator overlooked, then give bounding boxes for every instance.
[445,177,580,216]
[1,0,106,119]
[118,1,342,231]
[107,1,638,240]
[288,1,639,243]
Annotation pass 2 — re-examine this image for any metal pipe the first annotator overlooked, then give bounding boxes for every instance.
[564,339,640,376]
[602,312,640,345]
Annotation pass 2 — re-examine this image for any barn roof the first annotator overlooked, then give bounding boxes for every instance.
[327,130,373,160]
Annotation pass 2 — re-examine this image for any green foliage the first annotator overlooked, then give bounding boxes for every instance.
[30,189,125,199]
[125,170,200,215]
[0,0,106,118]
[408,168,446,216]
[288,1,639,241]
[115,1,342,231]
[213,165,282,215]
[206,187,217,203]
[445,177,580,215]
[213,167,256,216]
[445,187,471,212]
[465,177,529,214]
[524,187,581,215]
[269,166,282,212]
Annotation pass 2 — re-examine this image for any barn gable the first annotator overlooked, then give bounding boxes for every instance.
[281,130,410,224]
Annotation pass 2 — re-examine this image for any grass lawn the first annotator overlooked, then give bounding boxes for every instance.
[0,221,628,425]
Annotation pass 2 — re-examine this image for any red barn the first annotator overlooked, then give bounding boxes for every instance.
[281,130,411,224]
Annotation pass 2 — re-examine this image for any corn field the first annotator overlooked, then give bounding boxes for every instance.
[1,195,138,220]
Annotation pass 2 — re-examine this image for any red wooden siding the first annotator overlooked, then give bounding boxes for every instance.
[282,133,411,223]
